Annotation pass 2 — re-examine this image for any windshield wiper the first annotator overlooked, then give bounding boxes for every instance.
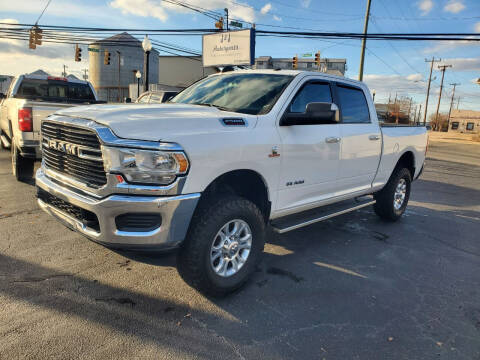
[193,102,232,112]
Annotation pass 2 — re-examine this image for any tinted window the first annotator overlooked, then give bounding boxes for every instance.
[171,73,293,115]
[451,122,459,130]
[337,85,370,123]
[290,82,332,113]
[15,79,95,103]
[466,122,474,130]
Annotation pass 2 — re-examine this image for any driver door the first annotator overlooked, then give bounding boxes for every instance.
[276,80,342,212]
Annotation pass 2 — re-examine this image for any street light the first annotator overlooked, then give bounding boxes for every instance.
[135,70,141,99]
[142,35,152,92]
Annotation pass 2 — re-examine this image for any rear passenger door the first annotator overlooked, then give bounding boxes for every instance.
[335,83,381,194]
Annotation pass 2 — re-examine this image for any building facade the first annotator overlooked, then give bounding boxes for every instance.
[89,32,159,102]
[255,56,347,76]
[448,109,480,134]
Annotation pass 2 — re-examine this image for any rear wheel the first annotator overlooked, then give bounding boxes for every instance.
[11,137,34,182]
[177,195,265,297]
[374,167,411,221]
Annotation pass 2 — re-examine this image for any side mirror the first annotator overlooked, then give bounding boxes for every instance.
[0,93,5,100]
[281,102,339,126]
[124,97,132,103]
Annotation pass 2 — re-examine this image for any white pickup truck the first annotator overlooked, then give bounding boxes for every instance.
[35,70,427,296]
[0,74,99,181]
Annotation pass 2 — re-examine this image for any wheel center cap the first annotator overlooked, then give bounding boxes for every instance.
[226,241,238,256]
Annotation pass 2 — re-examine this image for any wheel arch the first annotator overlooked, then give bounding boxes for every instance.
[395,150,415,179]
[200,169,271,221]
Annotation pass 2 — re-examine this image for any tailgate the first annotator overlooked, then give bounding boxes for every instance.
[30,102,79,133]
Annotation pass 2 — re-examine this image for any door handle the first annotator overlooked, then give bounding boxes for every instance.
[325,137,341,143]
[369,135,380,141]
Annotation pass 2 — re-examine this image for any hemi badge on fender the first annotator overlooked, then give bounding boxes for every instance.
[221,118,246,126]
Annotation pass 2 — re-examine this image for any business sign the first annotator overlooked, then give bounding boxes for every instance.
[202,29,255,67]
[302,53,312,57]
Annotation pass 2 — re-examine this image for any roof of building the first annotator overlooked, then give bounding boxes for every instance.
[450,109,480,119]
[91,32,159,53]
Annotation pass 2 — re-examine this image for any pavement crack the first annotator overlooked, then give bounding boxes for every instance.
[266,267,304,282]
[94,297,136,307]
[10,274,73,283]
[0,208,41,220]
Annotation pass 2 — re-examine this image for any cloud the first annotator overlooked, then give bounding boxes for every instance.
[260,3,272,15]
[475,22,480,33]
[273,15,282,21]
[301,0,311,8]
[418,0,434,15]
[109,0,256,23]
[423,36,477,54]
[363,74,426,97]
[110,0,168,21]
[438,58,480,71]
[443,0,465,13]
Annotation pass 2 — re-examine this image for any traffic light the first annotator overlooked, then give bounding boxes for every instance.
[29,29,36,49]
[314,51,320,68]
[74,44,82,62]
[104,51,111,65]
[292,56,298,70]
[215,17,224,30]
[34,27,42,45]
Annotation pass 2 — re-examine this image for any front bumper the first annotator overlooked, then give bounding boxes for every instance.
[36,168,200,250]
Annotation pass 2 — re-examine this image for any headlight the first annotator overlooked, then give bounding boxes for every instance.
[103,147,189,185]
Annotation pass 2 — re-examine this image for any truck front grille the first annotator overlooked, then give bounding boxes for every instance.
[41,121,107,188]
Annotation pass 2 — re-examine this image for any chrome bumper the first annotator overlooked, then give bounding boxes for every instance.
[35,168,200,250]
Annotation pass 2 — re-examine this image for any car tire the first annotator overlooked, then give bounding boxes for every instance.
[374,167,412,221]
[177,195,266,297]
[11,138,34,182]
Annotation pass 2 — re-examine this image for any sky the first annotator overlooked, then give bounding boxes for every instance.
[0,0,479,118]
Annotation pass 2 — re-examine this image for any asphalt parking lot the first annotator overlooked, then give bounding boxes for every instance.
[0,140,479,360]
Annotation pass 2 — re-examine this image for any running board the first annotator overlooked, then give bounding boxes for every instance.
[0,134,10,148]
[271,196,376,234]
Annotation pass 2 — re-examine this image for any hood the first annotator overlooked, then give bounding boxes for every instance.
[55,103,257,142]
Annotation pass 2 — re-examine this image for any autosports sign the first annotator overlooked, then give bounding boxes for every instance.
[202,29,255,67]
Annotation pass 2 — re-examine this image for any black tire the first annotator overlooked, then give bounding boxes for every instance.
[374,167,412,221]
[177,195,266,297]
[11,138,34,182]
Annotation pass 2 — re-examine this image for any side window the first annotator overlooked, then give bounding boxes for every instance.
[137,94,150,103]
[337,85,370,123]
[451,122,459,130]
[466,122,474,131]
[149,94,163,103]
[290,82,332,113]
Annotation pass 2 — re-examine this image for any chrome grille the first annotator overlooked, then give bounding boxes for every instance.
[41,121,107,188]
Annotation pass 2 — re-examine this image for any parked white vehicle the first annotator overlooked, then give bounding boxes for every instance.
[35,70,427,296]
[0,74,99,181]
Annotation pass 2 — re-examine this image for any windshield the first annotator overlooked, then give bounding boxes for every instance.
[171,73,293,115]
[14,79,96,103]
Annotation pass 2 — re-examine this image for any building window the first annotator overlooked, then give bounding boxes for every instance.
[451,122,459,130]
[466,122,474,131]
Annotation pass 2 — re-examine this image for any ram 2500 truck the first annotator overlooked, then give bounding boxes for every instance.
[0,74,99,181]
[35,70,427,296]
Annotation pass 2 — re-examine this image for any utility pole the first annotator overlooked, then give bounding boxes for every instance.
[83,69,88,80]
[417,104,422,124]
[434,64,452,131]
[62,64,68,77]
[394,92,398,124]
[447,83,460,130]
[358,0,372,81]
[116,50,121,102]
[423,57,441,125]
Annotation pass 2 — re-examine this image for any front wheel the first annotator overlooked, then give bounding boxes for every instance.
[374,167,412,221]
[177,195,266,297]
[11,138,34,182]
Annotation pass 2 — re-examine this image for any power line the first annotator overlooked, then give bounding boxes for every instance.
[35,0,53,25]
